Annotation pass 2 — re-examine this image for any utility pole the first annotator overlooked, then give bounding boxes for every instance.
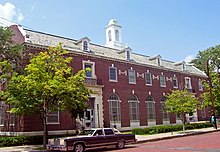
[206,60,217,129]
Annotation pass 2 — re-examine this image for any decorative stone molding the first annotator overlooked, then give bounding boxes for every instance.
[119,70,127,76]
[166,77,172,82]
[153,75,159,80]
[137,73,144,78]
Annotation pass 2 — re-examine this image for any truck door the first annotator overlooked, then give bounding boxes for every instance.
[104,129,117,146]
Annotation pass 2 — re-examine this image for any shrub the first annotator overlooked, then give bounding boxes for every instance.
[132,122,212,135]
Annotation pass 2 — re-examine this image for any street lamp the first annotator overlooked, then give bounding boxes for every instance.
[206,59,217,129]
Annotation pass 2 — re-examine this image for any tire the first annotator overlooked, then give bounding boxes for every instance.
[116,140,125,149]
[74,143,84,152]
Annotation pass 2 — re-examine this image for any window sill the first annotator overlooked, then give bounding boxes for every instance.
[47,122,60,125]
[109,80,118,82]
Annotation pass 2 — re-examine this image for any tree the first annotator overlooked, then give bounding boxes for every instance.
[191,45,220,117]
[0,26,24,74]
[3,43,91,148]
[165,90,200,132]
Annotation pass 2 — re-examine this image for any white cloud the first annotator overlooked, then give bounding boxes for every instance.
[184,55,195,63]
[0,2,24,26]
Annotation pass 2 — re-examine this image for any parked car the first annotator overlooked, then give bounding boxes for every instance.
[47,128,136,152]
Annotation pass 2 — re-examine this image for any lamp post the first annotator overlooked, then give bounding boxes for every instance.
[206,60,217,129]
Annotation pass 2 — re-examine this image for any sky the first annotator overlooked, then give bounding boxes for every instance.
[0,0,220,63]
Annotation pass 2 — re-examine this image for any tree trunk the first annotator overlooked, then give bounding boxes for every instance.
[43,114,47,149]
[42,100,47,149]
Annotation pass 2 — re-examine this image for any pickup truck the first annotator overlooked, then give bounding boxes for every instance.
[47,128,136,152]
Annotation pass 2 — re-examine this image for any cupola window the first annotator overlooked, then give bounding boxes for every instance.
[108,30,112,42]
[115,30,119,42]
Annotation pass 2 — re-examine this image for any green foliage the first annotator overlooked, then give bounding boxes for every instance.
[3,43,91,148]
[5,43,90,117]
[165,90,200,117]
[0,136,42,147]
[0,26,24,74]
[191,45,220,116]
[132,122,213,135]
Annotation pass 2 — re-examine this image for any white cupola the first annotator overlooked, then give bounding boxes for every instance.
[105,19,124,50]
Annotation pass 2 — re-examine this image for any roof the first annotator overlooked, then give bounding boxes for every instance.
[20,26,206,77]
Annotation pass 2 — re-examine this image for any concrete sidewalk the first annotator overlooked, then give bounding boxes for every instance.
[136,127,219,143]
[0,127,219,152]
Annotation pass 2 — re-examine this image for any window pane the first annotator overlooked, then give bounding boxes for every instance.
[145,72,152,85]
[85,63,92,77]
[109,67,117,81]
[128,70,136,83]
[47,111,59,123]
[146,101,155,122]
[160,75,166,87]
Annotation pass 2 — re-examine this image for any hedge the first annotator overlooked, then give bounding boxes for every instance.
[132,122,213,135]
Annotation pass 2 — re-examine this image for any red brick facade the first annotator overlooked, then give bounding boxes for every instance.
[0,24,209,135]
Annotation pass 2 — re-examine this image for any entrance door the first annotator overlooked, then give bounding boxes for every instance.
[84,109,94,128]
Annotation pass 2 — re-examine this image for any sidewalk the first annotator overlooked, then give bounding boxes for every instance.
[136,127,219,143]
[0,127,219,152]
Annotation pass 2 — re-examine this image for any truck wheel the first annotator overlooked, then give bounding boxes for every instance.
[74,143,84,152]
[116,140,125,149]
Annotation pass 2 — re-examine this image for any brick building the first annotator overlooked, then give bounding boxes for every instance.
[0,19,208,135]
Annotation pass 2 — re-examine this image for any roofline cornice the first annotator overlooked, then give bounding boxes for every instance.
[24,43,207,78]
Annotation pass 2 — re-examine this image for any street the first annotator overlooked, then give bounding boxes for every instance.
[88,131,220,152]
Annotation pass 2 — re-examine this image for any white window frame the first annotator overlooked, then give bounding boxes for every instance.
[115,30,119,42]
[128,95,139,123]
[146,101,156,122]
[173,76,178,88]
[47,111,60,124]
[109,66,117,82]
[160,75,166,87]
[83,41,88,51]
[145,72,152,86]
[108,30,112,42]
[126,50,131,60]
[108,93,121,123]
[185,77,192,89]
[128,70,136,84]
[83,61,95,79]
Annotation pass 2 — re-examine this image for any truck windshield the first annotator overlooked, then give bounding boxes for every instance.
[79,130,95,136]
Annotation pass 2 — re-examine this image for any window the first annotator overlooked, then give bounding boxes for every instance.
[83,41,88,51]
[129,95,139,122]
[108,30,112,42]
[173,76,178,88]
[128,70,136,84]
[83,61,95,78]
[104,129,114,135]
[145,72,152,85]
[126,50,131,60]
[115,30,119,42]
[160,75,166,87]
[0,101,5,126]
[198,79,203,91]
[109,93,121,123]
[161,96,169,121]
[146,96,156,122]
[157,57,161,66]
[109,67,117,81]
[185,77,192,89]
[47,111,59,124]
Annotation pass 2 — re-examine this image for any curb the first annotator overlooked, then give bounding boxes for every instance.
[136,129,219,144]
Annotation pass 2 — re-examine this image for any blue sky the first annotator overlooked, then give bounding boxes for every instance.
[0,0,220,62]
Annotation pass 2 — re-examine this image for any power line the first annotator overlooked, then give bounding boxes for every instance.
[0,16,38,31]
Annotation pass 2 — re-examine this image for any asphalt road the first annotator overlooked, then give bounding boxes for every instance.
[88,131,220,152]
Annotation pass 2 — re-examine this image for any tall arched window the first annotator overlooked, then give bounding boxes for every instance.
[115,30,119,42]
[146,96,156,122]
[161,96,169,121]
[83,41,88,51]
[129,94,139,122]
[108,30,112,42]
[109,93,121,124]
